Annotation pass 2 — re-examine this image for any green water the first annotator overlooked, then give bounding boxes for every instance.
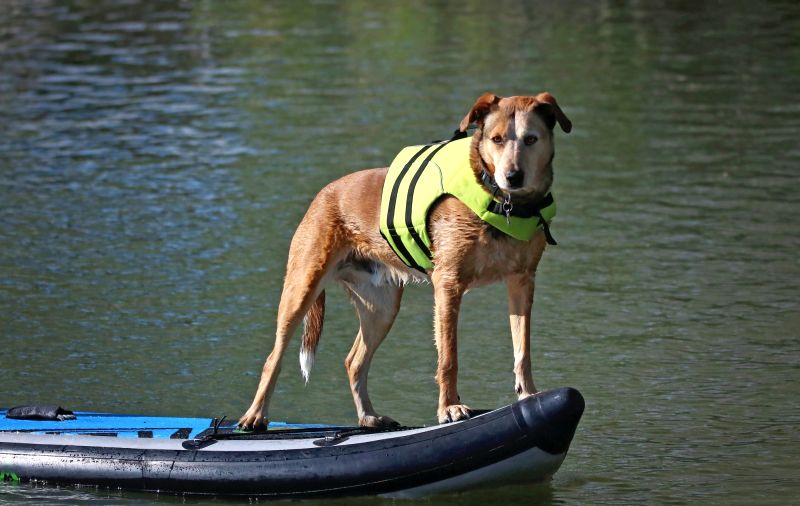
[1,1,799,504]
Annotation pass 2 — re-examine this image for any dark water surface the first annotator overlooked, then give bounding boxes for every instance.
[2,1,799,504]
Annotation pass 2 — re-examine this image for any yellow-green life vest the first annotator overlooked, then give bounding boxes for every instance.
[379,136,557,271]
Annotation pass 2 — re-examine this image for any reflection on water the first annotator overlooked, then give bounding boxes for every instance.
[2,1,799,504]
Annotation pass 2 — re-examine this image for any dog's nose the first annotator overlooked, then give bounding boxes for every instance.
[506,170,524,188]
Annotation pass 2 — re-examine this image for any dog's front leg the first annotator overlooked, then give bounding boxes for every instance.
[432,273,472,423]
[507,273,537,398]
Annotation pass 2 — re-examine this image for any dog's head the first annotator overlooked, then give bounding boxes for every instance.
[459,92,572,201]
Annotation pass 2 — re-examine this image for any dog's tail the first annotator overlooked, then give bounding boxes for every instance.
[299,290,325,384]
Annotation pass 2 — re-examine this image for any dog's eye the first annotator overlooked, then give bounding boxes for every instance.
[524,135,538,146]
[491,135,504,145]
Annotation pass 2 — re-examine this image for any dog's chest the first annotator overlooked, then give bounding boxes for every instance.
[426,197,547,285]
[468,227,545,285]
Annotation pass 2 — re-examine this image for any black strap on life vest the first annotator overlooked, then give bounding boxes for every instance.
[450,129,469,141]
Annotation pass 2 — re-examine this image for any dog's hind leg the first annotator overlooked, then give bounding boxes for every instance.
[238,274,331,429]
[238,207,344,430]
[343,280,403,428]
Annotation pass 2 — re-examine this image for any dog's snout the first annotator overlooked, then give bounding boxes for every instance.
[506,169,524,188]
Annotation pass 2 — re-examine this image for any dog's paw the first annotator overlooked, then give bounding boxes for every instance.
[359,414,400,429]
[515,382,538,399]
[238,411,267,430]
[438,404,473,424]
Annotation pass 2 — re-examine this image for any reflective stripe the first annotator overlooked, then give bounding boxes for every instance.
[404,142,449,262]
[383,144,434,271]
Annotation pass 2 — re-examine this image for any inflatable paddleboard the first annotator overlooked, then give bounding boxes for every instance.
[0,387,584,498]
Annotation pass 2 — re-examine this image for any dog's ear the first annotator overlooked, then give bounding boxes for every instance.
[459,92,501,132]
[534,92,572,133]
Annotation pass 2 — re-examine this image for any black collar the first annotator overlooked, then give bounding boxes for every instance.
[479,169,558,246]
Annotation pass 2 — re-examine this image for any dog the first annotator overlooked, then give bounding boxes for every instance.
[238,92,572,429]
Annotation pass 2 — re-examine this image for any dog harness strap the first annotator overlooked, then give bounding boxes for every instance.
[538,210,558,246]
[450,129,469,141]
[380,137,557,270]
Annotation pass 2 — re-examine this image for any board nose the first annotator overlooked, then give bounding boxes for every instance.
[514,387,585,455]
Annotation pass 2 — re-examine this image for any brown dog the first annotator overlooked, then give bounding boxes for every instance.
[239,92,572,429]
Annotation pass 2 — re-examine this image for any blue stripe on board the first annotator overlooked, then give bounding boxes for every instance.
[0,410,336,439]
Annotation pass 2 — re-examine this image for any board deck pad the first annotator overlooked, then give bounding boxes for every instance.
[0,409,335,439]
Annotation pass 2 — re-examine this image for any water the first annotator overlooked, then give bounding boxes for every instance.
[1,1,799,504]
